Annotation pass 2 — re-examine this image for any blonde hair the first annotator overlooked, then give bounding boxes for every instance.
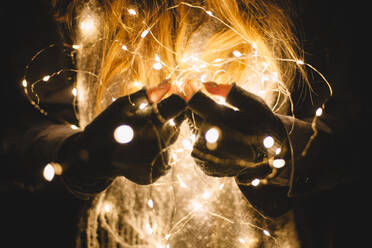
[52,1,307,247]
[54,0,305,126]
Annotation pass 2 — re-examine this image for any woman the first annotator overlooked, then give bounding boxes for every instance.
[2,0,361,247]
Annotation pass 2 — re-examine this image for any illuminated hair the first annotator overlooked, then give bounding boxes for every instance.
[51,1,307,247]
[54,0,305,127]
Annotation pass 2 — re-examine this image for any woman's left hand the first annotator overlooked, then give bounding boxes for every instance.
[187,82,290,185]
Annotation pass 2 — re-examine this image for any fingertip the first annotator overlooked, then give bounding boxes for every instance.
[147,80,171,103]
[204,82,232,97]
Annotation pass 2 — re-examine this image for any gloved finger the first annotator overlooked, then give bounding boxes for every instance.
[226,83,288,140]
[187,91,238,125]
[236,164,273,183]
[225,83,270,113]
[191,123,261,177]
[155,94,187,121]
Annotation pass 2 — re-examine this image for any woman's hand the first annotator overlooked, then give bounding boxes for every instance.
[187,82,290,185]
[59,81,187,188]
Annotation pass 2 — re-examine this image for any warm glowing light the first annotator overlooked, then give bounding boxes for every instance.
[153,62,163,70]
[72,44,80,50]
[205,10,213,16]
[275,147,281,155]
[168,119,176,126]
[22,79,27,88]
[238,238,246,244]
[43,163,55,182]
[316,107,323,117]
[121,45,128,51]
[72,87,77,96]
[272,159,285,168]
[114,125,134,144]
[232,50,242,58]
[202,191,211,199]
[165,234,171,240]
[145,224,154,234]
[296,60,304,65]
[200,74,207,82]
[251,178,260,187]
[263,136,274,148]
[42,75,50,82]
[127,8,137,15]
[192,200,203,211]
[80,16,97,36]
[215,96,226,105]
[219,183,225,190]
[205,127,220,143]
[133,81,143,88]
[139,102,148,110]
[177,175,188,188]
[70,124,79,130]
[263,230,270,236]
[103,203,112,213]
[182,139,193,151]
[141,29,149,38]
[147,199,154,209]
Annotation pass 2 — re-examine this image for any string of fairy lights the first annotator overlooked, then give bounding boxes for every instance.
[22,2,333,247]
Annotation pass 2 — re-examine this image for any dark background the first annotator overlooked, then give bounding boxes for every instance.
[0,1,364,247]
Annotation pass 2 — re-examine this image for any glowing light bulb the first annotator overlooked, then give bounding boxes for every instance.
[141,29,149,38]
[139,102,148,110]
[147,199,154,208]
[133,81,143,88]
[251,178,260,187]
[153,62,163,70]
[205,10,213,16]
[43,163,55,182]
[205,127,220,143]
[165,234,171,240]
[168,119,176,126]
[238,238,246,244]
[42,75,50,82]
[145,223,154,234]
[127,8,137,15]
[22,79,27,88]
[202,191,211,199]
[114,125,134,144]
[215,96,226,105]
[103,203,112,213]
[272,159,285,168]
[70,124,79,130]
[80,16,97,36]
[72,44,80,50]
[72,87,77,96]
[263,136,274,148]
[219,183,225,190]
[192,200,202,211]
[232,50,242,58]
[316,107,323,117]
[121,45,128,51]
[263,230,270,236]
[182,139,193,151]
[296,60,304,65]
[275,147,281,155]
[177,175,188,188]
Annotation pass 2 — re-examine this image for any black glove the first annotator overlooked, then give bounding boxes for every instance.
[58,89,186,195]
[188,83,290,184]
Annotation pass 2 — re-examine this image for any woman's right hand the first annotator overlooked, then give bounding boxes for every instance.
[58,81,186,190]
